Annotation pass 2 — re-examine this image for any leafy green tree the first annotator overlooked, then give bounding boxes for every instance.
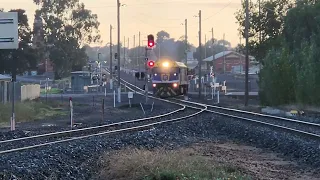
[235,0,293,63]
[33,0,101,79]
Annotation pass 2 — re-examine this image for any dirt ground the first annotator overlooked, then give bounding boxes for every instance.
[194,142,319,180]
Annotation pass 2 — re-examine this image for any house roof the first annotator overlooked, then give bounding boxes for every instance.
[202,51,256,62]
[0,74,11,81]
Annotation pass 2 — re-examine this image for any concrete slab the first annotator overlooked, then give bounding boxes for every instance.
[225,92,258,96]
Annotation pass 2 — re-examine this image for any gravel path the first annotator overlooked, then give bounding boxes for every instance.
[0,112,319,179]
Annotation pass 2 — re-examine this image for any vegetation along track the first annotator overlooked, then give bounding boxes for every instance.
[120,73,320,140]
[0,91,207,155]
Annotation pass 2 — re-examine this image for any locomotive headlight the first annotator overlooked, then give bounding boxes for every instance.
[174,73,177,76]
[162,62,169,67]
[173,83,178,88]
[152,84,156,87]
[154,73,157,76]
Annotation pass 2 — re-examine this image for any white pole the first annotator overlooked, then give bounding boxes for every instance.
[110,79,113,90]
[217,90,220,103]
[118,86,121,103]
[113,90,116,107]
[211,87,213,99]
[104,87,107,96]
[129,98,131,107]
[70,98,73,129]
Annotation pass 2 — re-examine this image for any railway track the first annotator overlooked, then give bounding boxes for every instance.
[120,73,320,140]
[2,69,319,155]
[0,89,206,155]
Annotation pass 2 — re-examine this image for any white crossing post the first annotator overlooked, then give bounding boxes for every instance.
[69,97,74,129]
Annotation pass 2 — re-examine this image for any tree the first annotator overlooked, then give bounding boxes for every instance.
[156,30,170,44]
[0,9,38,74]
[33,0,101,79]
[256,0,320,106]
[235,0,293,62]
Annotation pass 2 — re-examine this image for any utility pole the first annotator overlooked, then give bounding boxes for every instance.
[223,33,226,73]
[210,27,214,71]
[133,35,136,68]
[124,36,126,69]
[245,0,249,106]
[145,47,148,103]
[198,10,202,98]
[117,0,121,103]
[127,37,129,69]
[204,34,207,58]
[139,31,141,72]
[185,19,188,65]
[109,24,113,90]
[258,0,262,71]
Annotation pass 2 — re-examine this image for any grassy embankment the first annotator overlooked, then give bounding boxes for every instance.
[97,148,251,180]
[0,99,68,126]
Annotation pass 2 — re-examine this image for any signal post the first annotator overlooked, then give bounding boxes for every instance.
[144,34,155,103]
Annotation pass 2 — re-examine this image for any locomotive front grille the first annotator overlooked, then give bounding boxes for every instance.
[154,85,177,97]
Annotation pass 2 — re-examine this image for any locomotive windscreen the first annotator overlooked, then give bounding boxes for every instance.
[152,67,179,74]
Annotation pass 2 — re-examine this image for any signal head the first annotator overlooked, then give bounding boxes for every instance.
[147,34,155,48]
[147,60,155,68]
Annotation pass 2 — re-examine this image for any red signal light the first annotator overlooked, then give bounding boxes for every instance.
[147,34,155,48]
[147,60,155,68]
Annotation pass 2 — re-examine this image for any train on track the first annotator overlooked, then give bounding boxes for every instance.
[151,59,189,98]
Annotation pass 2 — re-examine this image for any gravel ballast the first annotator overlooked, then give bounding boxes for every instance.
[0,111,320,179]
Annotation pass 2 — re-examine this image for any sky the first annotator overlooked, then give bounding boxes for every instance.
[2,0,244,48]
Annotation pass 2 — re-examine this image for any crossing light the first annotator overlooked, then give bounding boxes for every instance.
[147,34,154,48]
[147,60,155,68]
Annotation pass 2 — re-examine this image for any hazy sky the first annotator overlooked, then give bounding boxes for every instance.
[2,0,244,47]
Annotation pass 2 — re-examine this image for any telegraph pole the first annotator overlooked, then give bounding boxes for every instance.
[127,37,129,68]
[210,27,214,71]
[185,19,188,65]
[117,0,121,102]
[204,34,207,58]
[134,35,136,68]
[145,47,148,103]
[139,32,141,71]
[124,36,126,69]
[223,33,226,73]
[245,0,249,106]
[198,10,202,98]
[258,0,262,71]
[109,24,113,89]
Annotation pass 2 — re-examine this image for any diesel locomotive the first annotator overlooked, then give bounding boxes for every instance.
[151,59,188,97]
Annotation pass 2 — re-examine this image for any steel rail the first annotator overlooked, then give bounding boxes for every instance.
[0,103,207,155]
[178,99,320,127]
[118,73,320,139]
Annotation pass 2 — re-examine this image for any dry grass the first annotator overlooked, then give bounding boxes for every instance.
[0,99,68,125]
[96,147,250,180]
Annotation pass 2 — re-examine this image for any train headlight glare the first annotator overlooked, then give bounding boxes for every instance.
[162,62,169,67]
[154,73,157,76]
[174,73,176,76]
[153,84,156,87]
[173,83,178,88]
